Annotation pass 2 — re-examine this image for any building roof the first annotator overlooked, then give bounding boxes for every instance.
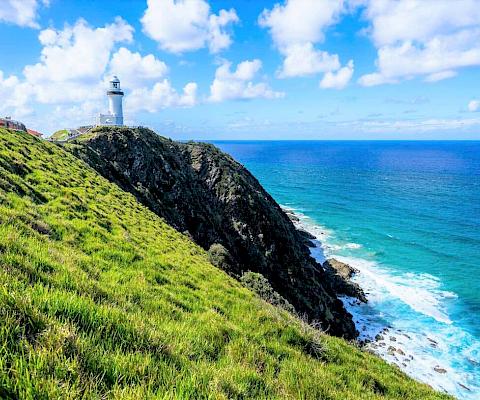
[27,129,43,137]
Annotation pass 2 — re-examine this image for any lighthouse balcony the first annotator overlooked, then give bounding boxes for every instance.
[107,90,124,96]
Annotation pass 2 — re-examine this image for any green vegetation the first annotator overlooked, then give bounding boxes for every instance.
[207,243,233,273]
[240,272,296,315]
[0,128,451,399]
[50,129,69,141]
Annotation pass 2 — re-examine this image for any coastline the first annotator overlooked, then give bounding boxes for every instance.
[282,206,479,400]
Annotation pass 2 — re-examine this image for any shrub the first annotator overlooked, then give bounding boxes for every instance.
[240,271,296,315]
[207,243,233,272]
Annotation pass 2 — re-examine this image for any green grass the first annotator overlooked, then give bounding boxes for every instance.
[50,129,68,141]
[0,128,451,399]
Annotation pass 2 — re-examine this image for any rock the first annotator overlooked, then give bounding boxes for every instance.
[458,383,471,391]
[397,348,405,356]
[434,366,447,374]
[283,209,300,222]
[467,358,479,366]
[387,346,396,355]
[66,126,358,340]
[324,258,358,279]
[322,259,367,303]
[296,228,317,248]
[375,334,384,341]
[390,336,397,342]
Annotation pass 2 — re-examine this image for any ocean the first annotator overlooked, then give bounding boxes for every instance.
[212,140,480,399]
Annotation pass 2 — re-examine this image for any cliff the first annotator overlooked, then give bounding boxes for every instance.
[0,128,451,399]
[66,126,357,339]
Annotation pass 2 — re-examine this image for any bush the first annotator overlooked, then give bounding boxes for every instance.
[240,271,296,315]
[207,243,233,272]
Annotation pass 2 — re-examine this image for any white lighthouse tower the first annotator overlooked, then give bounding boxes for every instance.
[96,76,124,126]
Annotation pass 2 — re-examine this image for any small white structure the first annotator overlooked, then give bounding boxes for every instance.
[96,76,124,126]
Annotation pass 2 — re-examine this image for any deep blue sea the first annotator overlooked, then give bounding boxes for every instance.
[212,141,480,399]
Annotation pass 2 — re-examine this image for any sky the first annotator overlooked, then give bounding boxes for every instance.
[0,0,479,140]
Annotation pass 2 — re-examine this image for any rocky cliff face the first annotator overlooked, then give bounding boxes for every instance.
[66,126,357,339]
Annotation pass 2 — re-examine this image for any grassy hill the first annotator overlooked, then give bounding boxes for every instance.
[50,129,69,141]
[0,128,450,399]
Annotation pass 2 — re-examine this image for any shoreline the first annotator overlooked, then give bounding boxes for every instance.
[282,205,478,399]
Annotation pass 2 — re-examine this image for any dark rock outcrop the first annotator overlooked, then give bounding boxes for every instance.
[322,259,367,303]
[65,126,358,339]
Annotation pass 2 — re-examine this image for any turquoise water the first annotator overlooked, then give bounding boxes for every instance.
[213,141,480,399]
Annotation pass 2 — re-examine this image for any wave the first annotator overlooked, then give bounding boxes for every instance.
[285,206,480,399]
[338,255,455,324]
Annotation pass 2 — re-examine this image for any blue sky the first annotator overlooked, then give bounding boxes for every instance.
[0,0,479,139]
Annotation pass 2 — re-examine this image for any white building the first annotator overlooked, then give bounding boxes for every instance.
[96,76,124,126]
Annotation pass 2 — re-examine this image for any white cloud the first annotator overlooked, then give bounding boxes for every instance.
[358,72,395,87]
[209,60,284,102]
[0,70,31,116]
[127,80,198,113]
[109,47,168,89]
[25,18,133,87]
[424,70,457,83]
[358,0,480,85]
[352,117,480,132]
[0,17,199,132]
[320,59,354,89]
[207,8,239,53]
[0,0,48,28]
[259,0,350,81]
[279,42,340,78]
[259,0,344,48]
[141,0,238,54]
[468,100,480,112]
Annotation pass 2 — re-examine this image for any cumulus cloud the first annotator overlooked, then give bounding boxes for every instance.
[127,80,198,113]
[320,59,354,89]
[209,60,284,102]
[0,18,134,120]
[0,17,200,130]
[141,0,239,54]
[259,0,352,87]
[468,100,480,112]
[259,0,343,49]
[109,47,168,89]
[0,0,48,28]
[279,42,340,78]
[0,71,31,116]
[33,17,133,81]
[358,0,480,86]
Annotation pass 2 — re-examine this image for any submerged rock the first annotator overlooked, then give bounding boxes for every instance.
[434,366,447,374]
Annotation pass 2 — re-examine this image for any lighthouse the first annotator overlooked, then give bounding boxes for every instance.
[96,76,124,126]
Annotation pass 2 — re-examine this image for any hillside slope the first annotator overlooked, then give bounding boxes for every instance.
[66,126,356,339]
[0,128,450,399]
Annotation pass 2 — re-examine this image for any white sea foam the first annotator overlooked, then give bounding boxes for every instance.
[336,255,454,324]
[284,206,480,399]
[344,242,362,249]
